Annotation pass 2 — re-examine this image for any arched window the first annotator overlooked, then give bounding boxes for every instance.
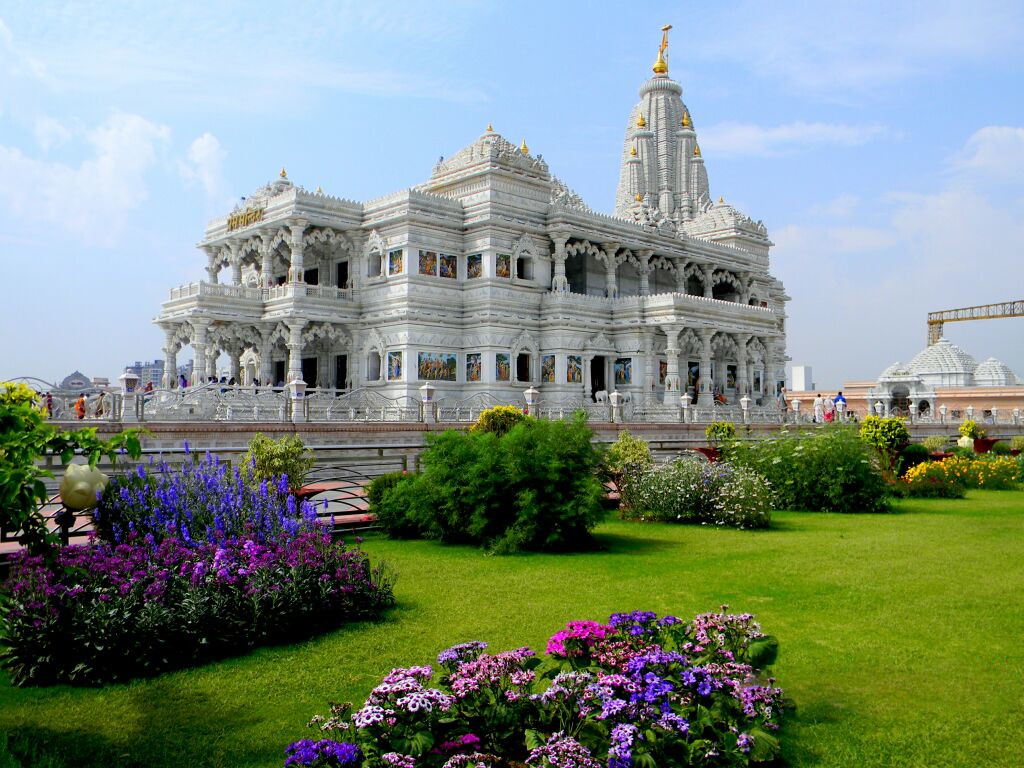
[367,351,382,381]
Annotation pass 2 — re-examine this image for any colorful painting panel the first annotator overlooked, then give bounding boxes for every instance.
[388,249,404,275]
[467,254,482,279]
[418,250,438,276]
[440,254,457,279]
[659,360,668,385]
[567,355,582,384]
[466,353,482,382]
[496,353,511,382]
[418,351,457,381]
[688,362,700,390]
[614,358,632,386]
[387,351,403,381]
[496,253,511,278]
[541,355,555,383]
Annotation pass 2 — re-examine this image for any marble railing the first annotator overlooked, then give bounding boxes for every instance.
[166,281,353,304]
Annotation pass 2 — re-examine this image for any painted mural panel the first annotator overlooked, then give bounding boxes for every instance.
[467,254,482,279]
[388,249,404,275]
[419,250,438,276]
[614,358,632,386]
[418,352,456,381]
[465,353,481,382]
[440,254,457,279]
[567,355,582,384]
[495,253,511,278]
[387,351,403,381]
[688,362,700,389]
[495,353,511,382]
[659,360,667,385]
[541,355,555,383]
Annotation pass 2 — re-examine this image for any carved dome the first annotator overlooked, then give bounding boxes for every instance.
[973,357,1019,387]
[681,199,768,241]
[907,338,976,387]
[880,362,913,379]
[429,129,549,181]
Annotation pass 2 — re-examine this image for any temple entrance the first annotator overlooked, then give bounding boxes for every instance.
[891,385,911,415]
[516,353,531,383]
[334,354,348,390]
[274,360,286,387]
[591,356,606,397]
[336,261,349,288]
[301,357,318,387]
[303,268,319,285]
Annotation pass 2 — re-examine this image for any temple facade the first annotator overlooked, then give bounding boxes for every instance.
[154,30,788,408]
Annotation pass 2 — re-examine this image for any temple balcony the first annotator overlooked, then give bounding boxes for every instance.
[160,281,355,321]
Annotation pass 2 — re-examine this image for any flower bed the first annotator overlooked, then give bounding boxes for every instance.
[903,455,1020,496]
[1,450,395,686]
[620,457,773,529]
[286,608,786,767]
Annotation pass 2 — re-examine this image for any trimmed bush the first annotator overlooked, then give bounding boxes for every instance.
[470,405,527,437]
[377,415,605,553]
[899,443,932,473]
[241,433,314,491]
[705,420,737,445]
[603,430,653,485]
[859,416,910,473]
[922,435,950,453]
[990,441,1012,456]
[724,427,890,514]
[620,456,773,529]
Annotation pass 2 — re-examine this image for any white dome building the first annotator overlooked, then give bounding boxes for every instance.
[861,338,1024,421]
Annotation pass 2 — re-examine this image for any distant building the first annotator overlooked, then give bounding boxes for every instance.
[124,360,165,388]
[791,366,814,392]
[58,370,92,391]
[843,337,1024,420]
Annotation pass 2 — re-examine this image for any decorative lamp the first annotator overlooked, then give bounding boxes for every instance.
[523,385,540,409]
[419,382,435,403]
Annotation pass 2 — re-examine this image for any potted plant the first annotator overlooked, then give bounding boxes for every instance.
[699,420,736,462]
[1010,436,1024,457]
[959,419,997,453]
[922,435,952,459]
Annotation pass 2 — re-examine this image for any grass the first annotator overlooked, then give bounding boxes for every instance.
[1,490,1023,767]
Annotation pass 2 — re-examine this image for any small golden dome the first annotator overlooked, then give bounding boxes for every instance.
[486,123,493,132]
[693,144,701,158]
[520,139,529,154]
[279,167,287,179]
[681,111,691,128]
[653,49,668,75]
[635,192,643,202]
[637,113,647,128]
[630,144,638,157]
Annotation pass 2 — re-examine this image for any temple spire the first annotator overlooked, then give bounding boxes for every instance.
[653,24,671,74]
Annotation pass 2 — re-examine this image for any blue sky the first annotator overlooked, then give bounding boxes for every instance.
[1,0,1023,389]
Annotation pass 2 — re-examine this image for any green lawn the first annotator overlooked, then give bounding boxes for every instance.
[2,490,1023,767]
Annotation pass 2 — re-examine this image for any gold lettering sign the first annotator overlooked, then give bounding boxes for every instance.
[226,207,265,232]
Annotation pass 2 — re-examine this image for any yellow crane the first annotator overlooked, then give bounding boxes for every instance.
[927,300,1024,345]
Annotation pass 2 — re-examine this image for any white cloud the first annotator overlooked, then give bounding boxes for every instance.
[700,121,887,158]
[0,112,171,245]
[811,194,860,220]
[34,116,71,151]
[178,132,228,208]
[951,126,1024,184]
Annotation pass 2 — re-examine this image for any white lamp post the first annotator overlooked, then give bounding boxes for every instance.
[419,382,435,423]
[524,385,540,415]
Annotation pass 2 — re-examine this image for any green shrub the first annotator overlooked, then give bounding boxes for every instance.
[241,433,314,491]
[959,419,985,439]
[990,441,1012,456]
[366,471,421,538]
[621,457,772,528]
[922,435,950,453]
[951,446,975,459]
[379,414,605,553]
[859,416,910,473]
[705,420,737,445]
[470,405,527,437]
[724,427,890,514]
[1010,436,1024,452]
[603,430,653,483]
[899,443,932,473]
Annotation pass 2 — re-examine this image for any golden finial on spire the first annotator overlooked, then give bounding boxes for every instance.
[653,24,671,74]
[486,123,493,132]
[520,139,529,154]
[681,110,691,128]
[637,113,647,128]
[630,144,638,157]
[693,143,701,157]
[316,186,323,194]
[635,192,643,202]
[718,196,724,204]
[280,167,287,179]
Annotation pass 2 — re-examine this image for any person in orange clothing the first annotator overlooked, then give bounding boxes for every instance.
[74,393,87,420]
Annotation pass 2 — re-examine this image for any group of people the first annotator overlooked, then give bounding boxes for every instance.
[778,388,847,422]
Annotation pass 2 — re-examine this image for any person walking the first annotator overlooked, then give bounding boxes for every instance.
[813,393,825,423]
[833,391,847,421]
[74,393,87,420]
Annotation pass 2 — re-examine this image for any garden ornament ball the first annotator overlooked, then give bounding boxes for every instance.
[60,462,109,511]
